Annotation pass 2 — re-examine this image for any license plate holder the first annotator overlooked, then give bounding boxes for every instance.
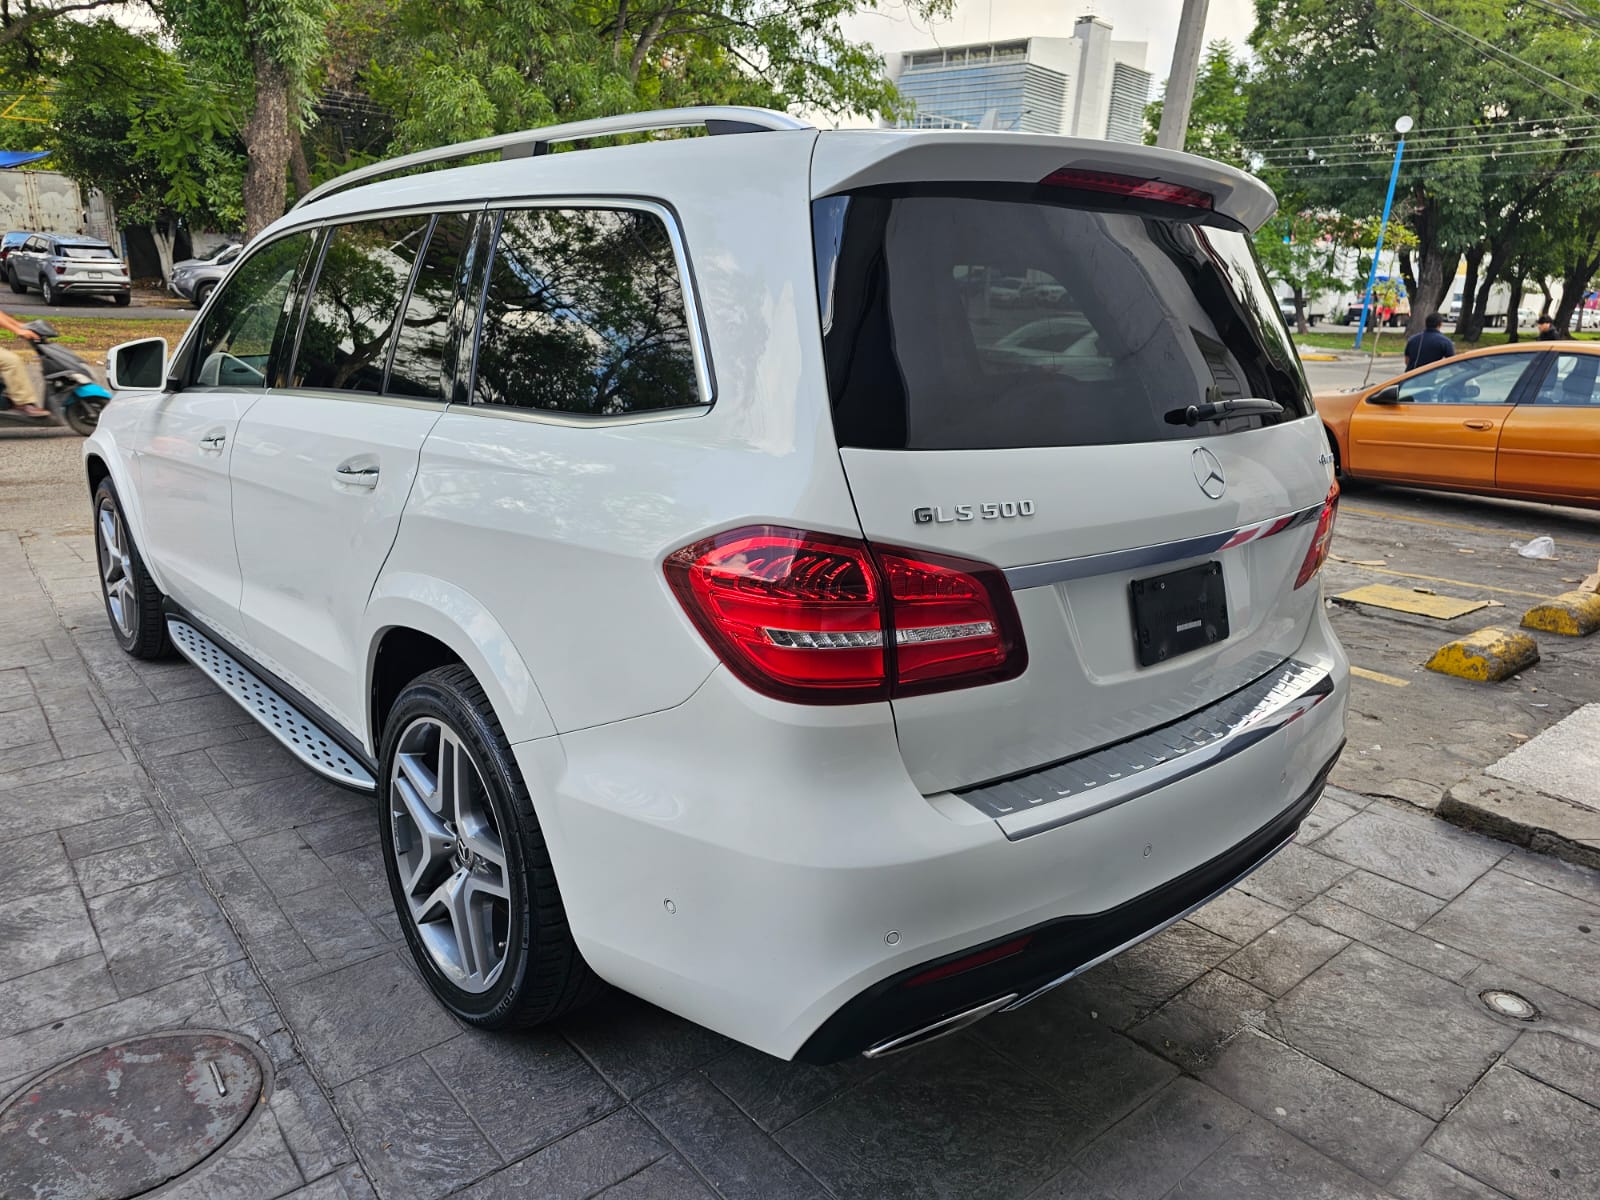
[1130,561,1229,667]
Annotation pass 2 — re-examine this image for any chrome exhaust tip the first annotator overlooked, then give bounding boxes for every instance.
[861,994,1018,1060]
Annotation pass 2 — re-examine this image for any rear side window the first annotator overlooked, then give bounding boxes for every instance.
[472,206,700,416]
[386,211,475,401]
[813,186,1312,450]
[191,231,316,391]
[292,214,431,393]
[1532,354,1600,406]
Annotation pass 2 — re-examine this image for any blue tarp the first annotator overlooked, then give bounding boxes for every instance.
[0,150,50,168]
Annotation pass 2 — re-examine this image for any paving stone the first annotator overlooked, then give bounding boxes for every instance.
[120,690,256,743]
[1427,1063,1600,1199]
[281,1175,355,1200]
[1235,842,1353,910]
[90,873,242,994]
[0,747,134,794]
[321,845,393,917]
[1387,1152,1508,1200]
[238,830,338,897]
[456,1109,665,1200]
[595,1155,716,1199]
[1220,916,1350,997]
[138,723,255,761]
[271,1063,358,1182]
[276,884,389,963]
[199,844,313,971]
[1127,968,1273,1072]
[0,831,71,901]
[1204,1029,1435,1183]
[1324,869,1447,930]
[1073,1078,1250,1200]
[556,989,734,1099]
[701,1042,881,1133]
[145,748,234,807]
[778,1035,1094,1200]
[1460,961,1600,1054]
[1268,944,1517,1120]
[1500,848,1600,908]
[0,703,50,750]
[206,774,368,843]
[1022,1165,1116,1200]
[298,809,381,857]
[1317,807,1504,900]
[638,1070,828,1200]
[0,762,154,831]
[1297,792,1362,845]
[207,959,280,1025]
[1052,921,1239,1029]
[1507,1029,1600,1110]
[0,884,98,982]
[156,1109,306,1200]
[1423,868,1600,1007]
[72,834,188,897]
[1186,887,1291,946]
[1168,1120,1390,1199]
[0,953,118,1039]
[277,951,458,1086]
[208,735,305,787]
[335,1057,499,1200]
[1300,896,1479,982]
[0,738,60,774]
[58,808,164,859]
[424,1029,619,1159]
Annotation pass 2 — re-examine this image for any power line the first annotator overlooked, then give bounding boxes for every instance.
[1248,113,1600,151]
[1254,129,1600,165]
[1390,0,1598,112]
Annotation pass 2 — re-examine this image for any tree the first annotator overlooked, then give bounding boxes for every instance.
[0,0,127,52]
[1144,40,1250,168]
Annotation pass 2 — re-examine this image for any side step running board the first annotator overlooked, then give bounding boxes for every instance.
[166,618,376,792]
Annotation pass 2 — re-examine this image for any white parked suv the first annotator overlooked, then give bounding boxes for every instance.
[89,107,1347,1062]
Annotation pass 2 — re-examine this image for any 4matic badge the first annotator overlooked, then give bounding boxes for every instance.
[913,500,1036,524]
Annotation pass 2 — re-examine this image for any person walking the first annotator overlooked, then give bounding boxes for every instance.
[1536,315,1560,340]
[1404,312,1455,371]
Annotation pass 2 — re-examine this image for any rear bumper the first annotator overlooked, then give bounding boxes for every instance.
[57,280,129,294]
[516,607,1348,1060]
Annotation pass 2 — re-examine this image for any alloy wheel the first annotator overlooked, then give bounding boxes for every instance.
[96,498,135,638]
[389,717,511,993]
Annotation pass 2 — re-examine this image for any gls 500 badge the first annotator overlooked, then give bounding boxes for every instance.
[913,500,1036,524]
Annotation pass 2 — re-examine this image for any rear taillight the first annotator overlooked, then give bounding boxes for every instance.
[665,526,1026,704]
[1039,167,1214,210]
[1294,483,1340,589]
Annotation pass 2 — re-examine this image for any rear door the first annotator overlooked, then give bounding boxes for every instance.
[812,172,1333,795]
[1497,350,1600,503]
[1347,352,1539,487]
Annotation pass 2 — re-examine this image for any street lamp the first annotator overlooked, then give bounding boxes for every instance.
[1355,115,1413,350]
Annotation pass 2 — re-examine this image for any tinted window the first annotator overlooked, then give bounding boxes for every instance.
[386,211,473,400]
[813,187,1311,450]
[1532,354,1600,405]
[192,231,315,390]
[61,244,116,260]
[1398,355,1531,406]
[292,215,430,393]
[473,207,699,415]
[24,236,43,252]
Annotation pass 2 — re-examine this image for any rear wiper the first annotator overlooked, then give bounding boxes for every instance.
[1165,398,1285,426]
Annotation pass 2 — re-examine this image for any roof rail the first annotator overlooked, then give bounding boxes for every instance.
[295,106,814,210]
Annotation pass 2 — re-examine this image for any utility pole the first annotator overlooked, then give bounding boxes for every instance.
[1156,0,1210,150]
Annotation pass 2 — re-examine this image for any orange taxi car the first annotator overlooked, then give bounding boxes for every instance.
[1315,342,1600,510]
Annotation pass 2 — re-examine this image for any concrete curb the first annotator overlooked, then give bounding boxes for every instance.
[1520,590,1600,637]
[1424,626,1539,682]
[1437,774,1600,870]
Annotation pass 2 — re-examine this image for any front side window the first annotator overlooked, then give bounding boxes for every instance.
[1398,355,1533,405]
[472,206,700,416]
[1532,353,1600,405]
[292,214,430,393]
[386,211,474,401]
[191,231,315,390]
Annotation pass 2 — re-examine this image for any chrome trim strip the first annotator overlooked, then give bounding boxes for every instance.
[1003,500,1324,590]
[959,660,1335,840]
[1001,833,1297,1012]
[861,993,1020,1060]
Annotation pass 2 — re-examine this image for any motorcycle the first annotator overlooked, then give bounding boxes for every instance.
[0,319,114,436]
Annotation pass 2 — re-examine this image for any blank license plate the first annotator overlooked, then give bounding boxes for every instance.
[1129,561,1229,666]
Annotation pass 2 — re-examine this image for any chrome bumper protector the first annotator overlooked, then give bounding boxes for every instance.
[862,993,1020,1060]
[1000,833,1297,1012]
[1003,500,1324,591]
[960,659,1335,840]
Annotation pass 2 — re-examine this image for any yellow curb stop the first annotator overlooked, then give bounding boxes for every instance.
[1425,626,1539,682]
[1520,591,1600,637]
[1298,353,1339,362]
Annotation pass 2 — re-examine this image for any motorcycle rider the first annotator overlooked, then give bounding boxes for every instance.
[0,308,44,417]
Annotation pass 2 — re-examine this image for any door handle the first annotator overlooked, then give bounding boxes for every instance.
[335,464,380,489]
[198,431,226,451]
[1462,419,1495,430]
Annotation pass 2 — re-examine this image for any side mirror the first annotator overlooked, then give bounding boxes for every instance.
[107,337,168,392]
[1368,384,1402,406]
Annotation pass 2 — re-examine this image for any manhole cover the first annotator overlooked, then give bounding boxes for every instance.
[1481,989,1540,1021]
[0,1031,265,1200]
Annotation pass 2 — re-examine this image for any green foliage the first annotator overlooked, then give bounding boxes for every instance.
[1145,40,1250,167]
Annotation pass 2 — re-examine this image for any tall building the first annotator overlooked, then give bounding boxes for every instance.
[886,15,1153,144]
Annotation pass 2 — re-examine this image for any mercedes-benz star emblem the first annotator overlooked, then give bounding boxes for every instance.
[1192,447,1227,499]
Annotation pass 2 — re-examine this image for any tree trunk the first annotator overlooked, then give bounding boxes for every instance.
[1504,276,1523,343]
[1454,246,1482,340]
[1398,248,1417,300]
[289,127,312,201]
[242,50,293,239]
[1294,287,1309,335]
[1554,235,1600,335]
[1408,244,1448,338]
[149,222,176,289]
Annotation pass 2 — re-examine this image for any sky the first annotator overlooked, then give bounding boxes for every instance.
[842,0,1259,89]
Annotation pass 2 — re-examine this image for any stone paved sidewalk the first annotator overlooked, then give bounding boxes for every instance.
[4,522,1600,1199]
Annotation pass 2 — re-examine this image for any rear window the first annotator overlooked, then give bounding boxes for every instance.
[812,185,1312,450]
[60,244,117,260]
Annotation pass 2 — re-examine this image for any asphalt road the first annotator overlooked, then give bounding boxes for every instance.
[1,284,192,321]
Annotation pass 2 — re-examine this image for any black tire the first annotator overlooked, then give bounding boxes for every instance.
[193,281,214,309]
[64,394,103,437]
[379,664,601,1029]
[112,292,131,307]
[40,276,58,305]
[6,265,23,295]
[92,478,173,659]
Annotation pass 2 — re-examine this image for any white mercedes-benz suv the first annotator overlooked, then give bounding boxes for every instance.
[88,107,1347,1062]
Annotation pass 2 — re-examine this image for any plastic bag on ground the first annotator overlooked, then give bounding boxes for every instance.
[1510,536,1556,559]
